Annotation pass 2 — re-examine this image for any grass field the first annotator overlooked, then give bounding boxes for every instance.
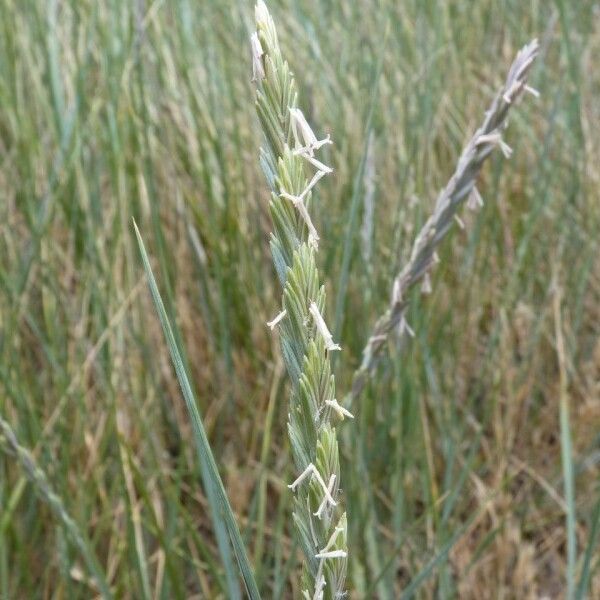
[1,0,599,598]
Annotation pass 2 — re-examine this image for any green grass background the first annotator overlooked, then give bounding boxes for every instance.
[1,0,599,597]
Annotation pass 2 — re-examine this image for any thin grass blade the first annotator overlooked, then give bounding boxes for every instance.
[133,220,260,600]
[554,286,577,599]
[575,495,600,600]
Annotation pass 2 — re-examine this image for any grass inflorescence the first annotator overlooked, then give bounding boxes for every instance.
[253,3,349,597]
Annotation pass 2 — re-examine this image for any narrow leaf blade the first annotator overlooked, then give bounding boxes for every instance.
[134,221,261,600]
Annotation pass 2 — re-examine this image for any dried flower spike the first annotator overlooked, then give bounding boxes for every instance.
[350,39,539,403]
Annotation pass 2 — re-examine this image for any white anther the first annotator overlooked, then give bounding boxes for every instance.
[280,168,326,204]
[302,169,328,199]
[289,108,332,157]
[290,108,317,148]
[267,309,287,329]
[250,33,265,82]
[312,573,326,600]
[392,278,403,304]
[421,272,432,295]
[295,151,333,174]
[309,302,341,351]
[288,463,337,507]
[314,474,336,518]
[477,131,513,158]
[524,84,540,98]
[325,399,355,420]
[320,526,345,555]
[499,139,513,158]
[288,463,316,490]
[399,316,414,338]
[279,191,320,249]
[454,214,465,230]
[467,186,484,210]
[292,137,332,158]
[311,526,346,598]
[433,251,440,264]
[476,132,502,146]
[314,550,347,559]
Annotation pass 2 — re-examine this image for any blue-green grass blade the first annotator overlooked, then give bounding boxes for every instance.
[556,292,577,600]
[575,494,600,600]
[133,221,260,600]
[560,393,577,600]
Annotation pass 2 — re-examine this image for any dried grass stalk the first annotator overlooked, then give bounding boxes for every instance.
[350,40,540,403]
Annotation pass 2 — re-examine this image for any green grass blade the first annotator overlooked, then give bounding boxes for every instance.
[133,221,260,600]
[575,495,600,600]
[560,391,577,600]
[555,291,577,599]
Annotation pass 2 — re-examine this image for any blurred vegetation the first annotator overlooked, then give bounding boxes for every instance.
[0,0,599,597]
